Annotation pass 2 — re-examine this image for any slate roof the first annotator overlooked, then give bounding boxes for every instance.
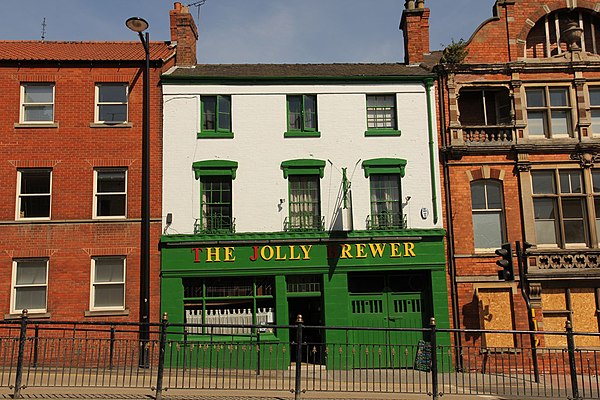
[0,41,174,62]
[165,63,433,79]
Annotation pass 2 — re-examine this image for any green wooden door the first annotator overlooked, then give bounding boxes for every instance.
[349,292,424,368]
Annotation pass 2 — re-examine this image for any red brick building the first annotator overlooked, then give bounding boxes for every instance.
[0,3,195,324]
[438,0,600,349]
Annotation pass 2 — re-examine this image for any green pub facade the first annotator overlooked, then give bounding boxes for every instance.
[161,60,451,368]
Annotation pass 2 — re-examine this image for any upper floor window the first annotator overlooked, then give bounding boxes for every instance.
[362,158,408,230]
[281,159,325,231]
[525,87,572,138]
[532,169,588,247]
[95,84,128,124]
[590,87,600,135]
[471,180,506,250]
[458,88,511,126]
[94,169,127,218]
[526,10,600,58]
[12,259,48,314]
[91,257,125,311]
[193,160,238,234]
[17,169,51,220]
[21,84,54,123]
[286,95,319,137]
[365,95,400,136]
[200,95,232,138]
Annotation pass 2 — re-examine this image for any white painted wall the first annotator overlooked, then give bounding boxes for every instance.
[162,82,442,234]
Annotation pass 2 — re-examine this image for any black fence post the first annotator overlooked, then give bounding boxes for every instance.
[155,313,168,400]
[566,320,581,400]
[32,324,39,368]
[429,317,439,400]
[13,309,28,399]
[294,314,304,400]
[256,330,261,376]
[109,325,115,370]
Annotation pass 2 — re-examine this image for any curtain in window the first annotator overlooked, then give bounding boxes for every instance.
[289,175,320,229]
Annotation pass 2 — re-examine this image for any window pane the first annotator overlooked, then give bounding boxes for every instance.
[532,171,556,194]
[24,85,53,103]
[473,212,503,248]
[471,182,486,210]
[21,170,50,194]
[526,89,545,107]
[564,220,586,243]
[595,197,600,243]
[97,195,126,216]
[535,220,558,245]
[534,198,556,219]
[550,110,570,135]
[304,95,316,130]
[95,258,124,283]
[590,88,600,106]
[592,109,600,134]
[288,96,302,130]
[98,104,127,122]
[202,97,216,130]
[15,287,46,311]
[97,171,125,193]
[562,198,584,218]
[549,88,569,106]
[486,182,503,209]
[534,198,558,245]
[24,106,53,122]
[20,197,50,218]
[559,170,582,194]
[593,171,600,193]
[94,284,124,308]
[99,85,127,102]
[289,175,320,229]
[527,111,547,136]
[218,96,231,131]
[16,261,46,285]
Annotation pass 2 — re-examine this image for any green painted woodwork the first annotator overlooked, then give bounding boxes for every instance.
[362,158,407,178]
[284,130,321,138]
[192,160,238,179]
[286,94,318,134]
[198,95,233,138]
[364,129,401,137]
[280,159,326,179]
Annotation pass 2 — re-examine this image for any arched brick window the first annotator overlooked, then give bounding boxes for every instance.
[471,179,506,249]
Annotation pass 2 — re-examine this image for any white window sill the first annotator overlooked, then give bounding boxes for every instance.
[14,123,59,128]
[4,312,51,320]
[93,216,127,220]
[84,309,129,317]
[16,217,51,222]
[90,122,132,128]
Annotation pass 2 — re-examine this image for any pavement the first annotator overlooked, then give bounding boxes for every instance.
[0,386,538,400]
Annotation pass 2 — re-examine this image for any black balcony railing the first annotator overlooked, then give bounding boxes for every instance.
[284,214,325,232]
[366,212,407,230]
[194,215,235,234]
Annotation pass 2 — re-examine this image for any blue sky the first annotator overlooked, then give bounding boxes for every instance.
[1,0,494,63]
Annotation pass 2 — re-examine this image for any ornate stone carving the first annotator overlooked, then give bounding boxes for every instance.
[528,282,542,308]
[534,253,600,270]
[570,152,600,168]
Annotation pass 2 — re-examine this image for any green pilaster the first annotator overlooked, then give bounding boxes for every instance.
[430,268,452,372]
[323,272,349,369]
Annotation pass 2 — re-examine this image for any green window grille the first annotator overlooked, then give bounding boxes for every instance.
[193,160,238,234]
[362,158,407,230]
[367,95,397,129]
[200,95,232,137]
[286,95,319,137]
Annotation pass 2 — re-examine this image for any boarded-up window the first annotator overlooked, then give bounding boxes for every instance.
[477,288,515,348]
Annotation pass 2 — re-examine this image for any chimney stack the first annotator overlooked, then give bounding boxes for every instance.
[170,2,198,66]
[400,0,430,65]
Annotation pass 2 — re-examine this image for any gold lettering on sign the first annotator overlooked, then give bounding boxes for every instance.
[289,246,301,260]
[206,247,220,262]
[261,246,274,261]
[340,244,353,259]
[369,243,386,257]
[355,243,367,259]
[390,243,402,258]
[224,247,236,262]
[404,242,416,257]
[300,245,312,260]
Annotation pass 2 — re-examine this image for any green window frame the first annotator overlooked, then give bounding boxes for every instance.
[365,94,401,137]
[199,95,233,138]
[183,277,275,336]
[281,159,325,231]
[193,160,238,233]
[362,158,407,230]
[285,95,320,138]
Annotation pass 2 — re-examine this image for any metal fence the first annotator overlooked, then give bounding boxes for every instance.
[0,311,598,399]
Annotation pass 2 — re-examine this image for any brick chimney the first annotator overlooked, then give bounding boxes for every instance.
[170,2,198,66]
[399,0,430,65]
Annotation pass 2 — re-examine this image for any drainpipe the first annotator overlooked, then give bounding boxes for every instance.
[437,71,464,370]
[425,78,439,224]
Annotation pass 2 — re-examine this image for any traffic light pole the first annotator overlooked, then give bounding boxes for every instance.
[515,241,539,383]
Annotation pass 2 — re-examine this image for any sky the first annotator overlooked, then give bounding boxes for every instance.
[0,0,495,63]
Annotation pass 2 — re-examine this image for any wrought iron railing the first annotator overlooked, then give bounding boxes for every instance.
[366,212,407,230]
[194,215,236,234]
[284,215,325,232]
[1,311,599,399]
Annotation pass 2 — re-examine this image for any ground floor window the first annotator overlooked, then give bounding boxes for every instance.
[183,276,275,335]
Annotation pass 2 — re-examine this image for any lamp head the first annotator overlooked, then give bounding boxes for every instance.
[126,17,149,33]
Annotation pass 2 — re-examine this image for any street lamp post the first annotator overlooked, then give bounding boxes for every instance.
[126,16,151,368]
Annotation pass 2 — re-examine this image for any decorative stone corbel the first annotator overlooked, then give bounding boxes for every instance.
[570,152,600,168]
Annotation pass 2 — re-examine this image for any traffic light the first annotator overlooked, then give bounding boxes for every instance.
[495,242,514,281]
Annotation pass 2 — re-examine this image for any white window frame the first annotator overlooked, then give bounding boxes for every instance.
[90,257,126,311]
[93,168,127,219]
[11,259,48,315]
[95,83,128,124]
[16,169,52,221]
[20,83,55,124]
[471,180,506,251]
